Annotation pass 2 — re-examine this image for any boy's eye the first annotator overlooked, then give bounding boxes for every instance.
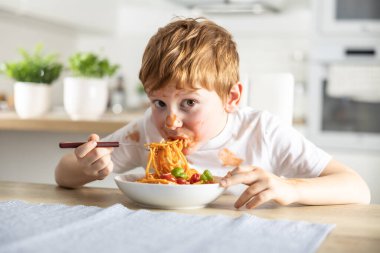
[153,100,166,108]
[181,99,197,108]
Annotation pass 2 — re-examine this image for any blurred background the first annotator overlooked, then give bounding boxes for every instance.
[0,0,379,202]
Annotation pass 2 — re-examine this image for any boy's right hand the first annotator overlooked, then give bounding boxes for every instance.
[74,134,114,180]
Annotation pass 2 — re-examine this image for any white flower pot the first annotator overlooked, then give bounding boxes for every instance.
[14,82,51,119]
[64,77,108,120]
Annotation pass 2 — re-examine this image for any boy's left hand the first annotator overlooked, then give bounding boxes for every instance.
[220,166,299,209]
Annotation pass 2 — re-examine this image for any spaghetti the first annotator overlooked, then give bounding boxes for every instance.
[137,139,214,185]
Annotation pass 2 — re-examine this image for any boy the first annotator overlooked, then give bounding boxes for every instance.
[55,17,370,209]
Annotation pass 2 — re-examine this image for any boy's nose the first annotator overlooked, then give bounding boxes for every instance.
[165,114,183,130]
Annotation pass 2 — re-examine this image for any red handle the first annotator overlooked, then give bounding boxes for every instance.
[59,141,119,148]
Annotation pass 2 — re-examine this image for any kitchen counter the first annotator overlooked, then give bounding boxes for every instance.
[0,109,145,134]
[1,181,379,253]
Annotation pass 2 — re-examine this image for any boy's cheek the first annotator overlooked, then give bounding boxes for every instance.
[151,114,164,129]
[197,120,219,135]
[191,123,215,143]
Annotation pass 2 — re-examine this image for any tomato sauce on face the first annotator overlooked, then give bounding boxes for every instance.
[165,114,177,128]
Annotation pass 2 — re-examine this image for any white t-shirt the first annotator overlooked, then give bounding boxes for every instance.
[102,107,331,178]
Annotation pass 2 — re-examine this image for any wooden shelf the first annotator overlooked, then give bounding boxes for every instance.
[0,109,144,134]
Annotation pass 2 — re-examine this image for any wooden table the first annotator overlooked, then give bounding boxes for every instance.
[1,181,379,253]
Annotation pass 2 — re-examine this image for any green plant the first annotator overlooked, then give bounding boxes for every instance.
[136,82,146,95]
[0,44,63,84]
[68,52,119,78]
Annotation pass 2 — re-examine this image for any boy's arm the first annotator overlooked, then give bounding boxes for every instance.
[55,153,101,188]
[55,134,114,189]
[220,159,371,209]
[291,159,371,205]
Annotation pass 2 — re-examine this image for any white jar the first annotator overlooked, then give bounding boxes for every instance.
[63,77,108,120]
[14,82,51,118]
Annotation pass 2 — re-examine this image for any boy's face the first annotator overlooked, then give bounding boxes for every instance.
[148,81,228,155]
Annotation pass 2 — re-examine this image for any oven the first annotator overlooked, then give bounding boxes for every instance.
[307,44,380,150]
[308,0,380,151]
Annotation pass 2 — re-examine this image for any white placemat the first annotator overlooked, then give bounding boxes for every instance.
[0,200,335,253]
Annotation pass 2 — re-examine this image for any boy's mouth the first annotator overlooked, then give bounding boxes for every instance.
[167,136,192,152]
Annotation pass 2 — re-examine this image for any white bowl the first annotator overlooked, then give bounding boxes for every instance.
[114,173,225,209]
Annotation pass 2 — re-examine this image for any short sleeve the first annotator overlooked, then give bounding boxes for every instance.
[101,118,147,174]
[261,112,332,178]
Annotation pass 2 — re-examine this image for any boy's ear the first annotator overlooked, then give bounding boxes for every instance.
[225,82,243,113]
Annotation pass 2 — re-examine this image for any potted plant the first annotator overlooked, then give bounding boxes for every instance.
[64,52,119,120]
[1,44,63,118]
